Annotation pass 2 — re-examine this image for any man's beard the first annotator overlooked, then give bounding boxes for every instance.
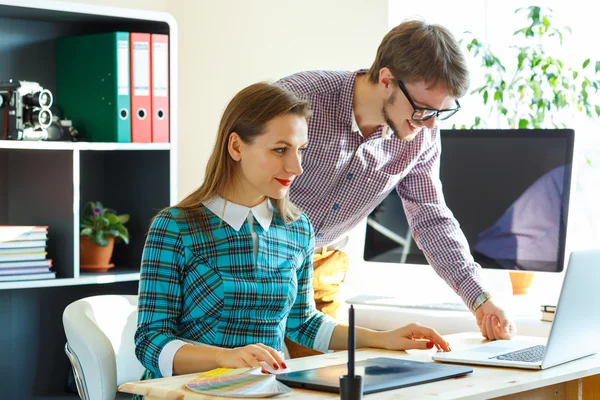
[383,92,419,142]
[383,92,401,137]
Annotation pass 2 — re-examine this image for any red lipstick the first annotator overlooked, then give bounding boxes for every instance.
[275,178,292,187]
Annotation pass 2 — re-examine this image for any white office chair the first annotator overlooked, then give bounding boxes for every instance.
[63,294,145,400]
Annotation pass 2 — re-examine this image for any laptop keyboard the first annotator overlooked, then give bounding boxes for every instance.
[491,345,546,363]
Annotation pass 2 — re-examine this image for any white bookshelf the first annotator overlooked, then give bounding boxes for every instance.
[0,141,171,151]
[0,0,178,290]
[0,1,178,397]
[0,270,141,290]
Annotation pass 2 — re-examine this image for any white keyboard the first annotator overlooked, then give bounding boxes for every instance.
[347,294,470,312]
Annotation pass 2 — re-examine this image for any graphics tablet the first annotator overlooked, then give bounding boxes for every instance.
[276,357,473,394]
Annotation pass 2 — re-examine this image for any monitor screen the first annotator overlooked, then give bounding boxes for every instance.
[363,129,574,272]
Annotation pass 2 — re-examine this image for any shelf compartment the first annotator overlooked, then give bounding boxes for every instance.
[0,148,75,278]
[79,150,170,275]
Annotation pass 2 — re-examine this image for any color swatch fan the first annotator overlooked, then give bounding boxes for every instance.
[186,368,292,398]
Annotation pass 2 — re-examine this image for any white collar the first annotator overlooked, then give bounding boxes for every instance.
[202,195,273,232]
[351,111,393,139]
[351,111,362,135]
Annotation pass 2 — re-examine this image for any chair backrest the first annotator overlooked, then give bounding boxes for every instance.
[63,294,145,400]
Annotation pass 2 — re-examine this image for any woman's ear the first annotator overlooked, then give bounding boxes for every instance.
[228,132,243,161]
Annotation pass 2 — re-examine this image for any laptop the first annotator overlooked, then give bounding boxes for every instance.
[433,250,600,369]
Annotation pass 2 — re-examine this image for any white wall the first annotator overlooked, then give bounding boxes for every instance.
[58,0,389,199]
[168,0,388,199]
[56,0,167,11]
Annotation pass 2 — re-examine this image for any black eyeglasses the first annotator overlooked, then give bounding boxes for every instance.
[396,80,461,121]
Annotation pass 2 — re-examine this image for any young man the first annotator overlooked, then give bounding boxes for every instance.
[276,20,516,358]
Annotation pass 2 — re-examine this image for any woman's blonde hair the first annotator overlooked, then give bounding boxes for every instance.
[175,82,311,224]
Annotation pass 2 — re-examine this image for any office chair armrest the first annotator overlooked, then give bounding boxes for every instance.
[65,342,91,400]
[63,304,118,400]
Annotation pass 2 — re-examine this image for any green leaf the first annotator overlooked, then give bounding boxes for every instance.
[494,91,502,101]
[80,227,93,236]
[117,214,130,224]
[518,119,529,129]
[117,225,130,244]
[595,105,600,116]
[583,59,590,69]
[95,230,109,247]
[106,229,119,237]
[483,91,489,105]
[528,6,541,23]
[513,27,528,36]
[517,52,526,69]
[573,71,578,79]
[596,61,600,74]
[484,55,495,68]
[528,27,536,38]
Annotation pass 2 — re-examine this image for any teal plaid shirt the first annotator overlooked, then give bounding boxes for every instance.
[134,205,327,381]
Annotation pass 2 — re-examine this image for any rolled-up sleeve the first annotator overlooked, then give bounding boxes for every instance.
[285,218,338,350]
[135,210,186,378]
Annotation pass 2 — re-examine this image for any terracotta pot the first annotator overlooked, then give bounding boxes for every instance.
[509,271,535,295]
[80,235,115,273]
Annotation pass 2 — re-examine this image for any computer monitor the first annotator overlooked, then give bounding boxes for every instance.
[364,129,574,273]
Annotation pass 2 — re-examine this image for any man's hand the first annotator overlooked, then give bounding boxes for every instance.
[475,299,517,340]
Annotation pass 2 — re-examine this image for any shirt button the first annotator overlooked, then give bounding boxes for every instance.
[317,233,323,238]
[332,203,339,211]
[347,173,353,180]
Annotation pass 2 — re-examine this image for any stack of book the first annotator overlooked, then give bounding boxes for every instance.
[0,226,56,282]
[541,305,556,322]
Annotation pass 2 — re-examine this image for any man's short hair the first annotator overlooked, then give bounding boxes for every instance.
[367,19,469,98]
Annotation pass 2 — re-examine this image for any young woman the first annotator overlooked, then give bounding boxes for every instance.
[134,82,450,382]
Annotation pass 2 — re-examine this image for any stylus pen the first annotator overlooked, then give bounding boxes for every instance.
[349,304,355,378]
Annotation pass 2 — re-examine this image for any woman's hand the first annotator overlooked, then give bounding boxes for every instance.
[215,343,287,372]
[376,323,451,352]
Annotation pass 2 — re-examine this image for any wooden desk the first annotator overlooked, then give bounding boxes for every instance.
[119,332,600,399]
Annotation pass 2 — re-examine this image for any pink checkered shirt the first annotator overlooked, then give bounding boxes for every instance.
[276,70,487,307]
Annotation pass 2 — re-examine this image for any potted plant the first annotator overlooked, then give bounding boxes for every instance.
[460,6,600,131]
[79,201,130,272]
[458,6,600,294]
